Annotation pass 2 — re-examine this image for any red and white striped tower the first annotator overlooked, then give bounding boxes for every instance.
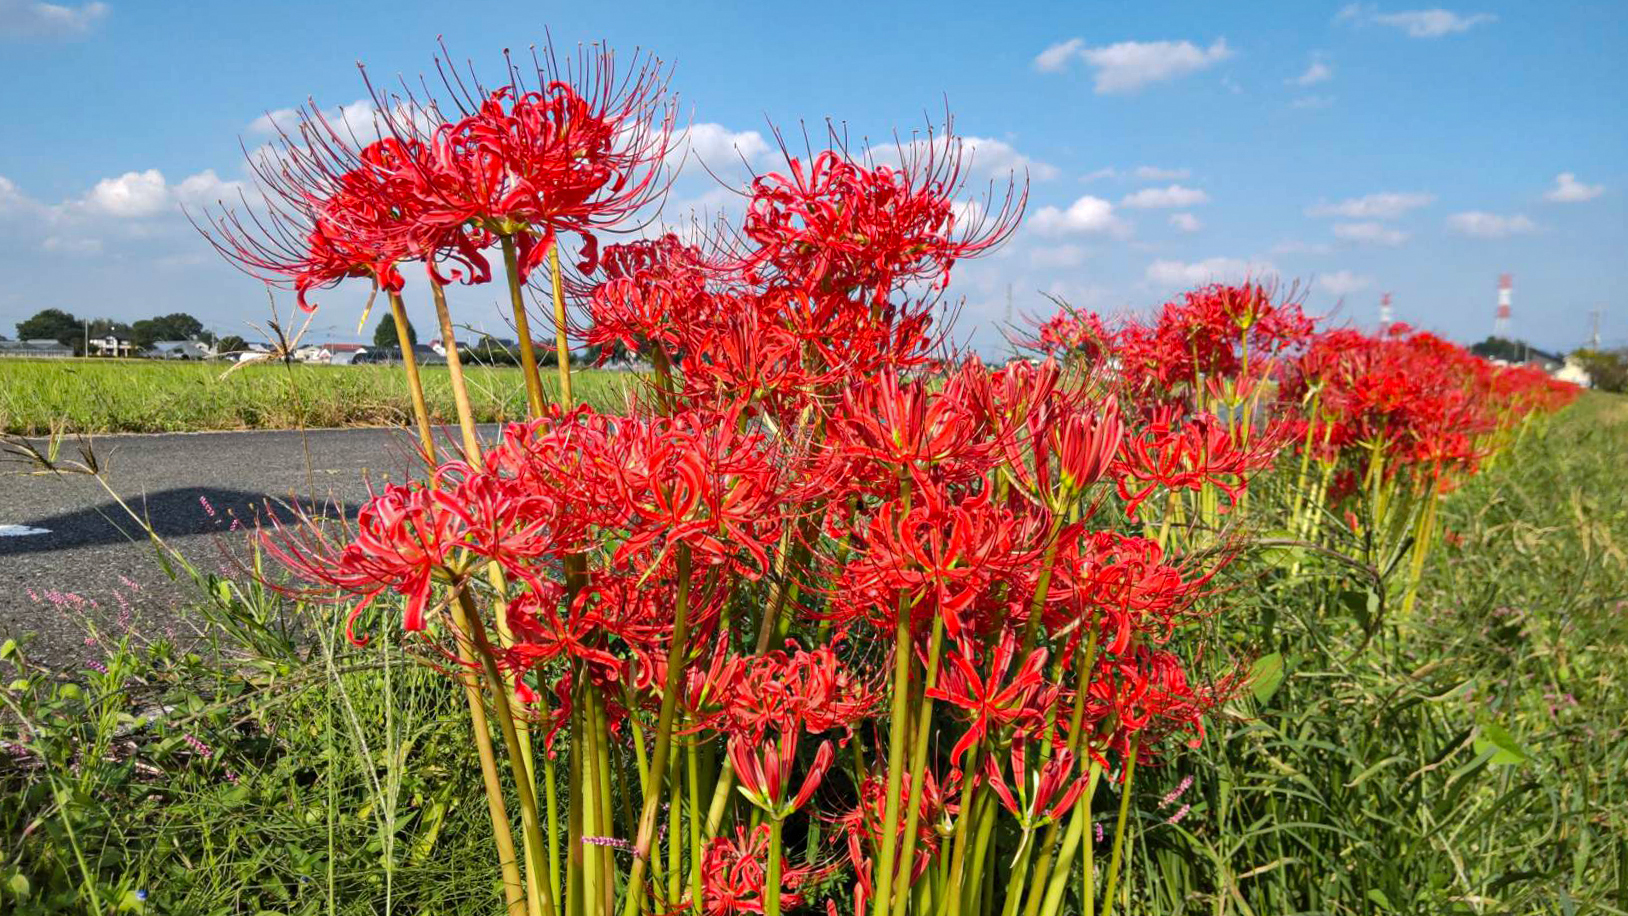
[1494,273,1513,336]
[1379,292,1393,333]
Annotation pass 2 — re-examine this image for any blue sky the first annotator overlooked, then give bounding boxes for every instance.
[1,0,1623,354]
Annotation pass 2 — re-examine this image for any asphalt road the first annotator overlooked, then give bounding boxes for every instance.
[0,424,498,666]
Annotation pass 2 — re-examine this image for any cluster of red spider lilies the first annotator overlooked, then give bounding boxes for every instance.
[203,39,1578,916]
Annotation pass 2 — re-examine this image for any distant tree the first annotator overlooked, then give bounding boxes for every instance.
[374,312,417,349]
[1573,348,1628,394]
[85,318,133,340]
[17,308,82,348]
[1469,336,1532,362]
[131,313,206,349]
[216,334,248,356]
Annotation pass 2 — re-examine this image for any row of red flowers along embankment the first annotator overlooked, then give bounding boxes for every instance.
[192,38,1579,916]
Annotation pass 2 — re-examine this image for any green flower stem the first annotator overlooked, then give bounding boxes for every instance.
[687,741,704,906]
[1097,739,1140,916]
[1021,620,1101,916]
[499,235,548,417]
[548,242,574,406]
[622,546,695,916]
[891,612,946,916]
[459,588,556,916]
[389,303,525,916]
[1038,762,1103,916]
[766,817,785,916]
[872,476,916,916]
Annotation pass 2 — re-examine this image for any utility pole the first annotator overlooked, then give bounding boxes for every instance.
[83,317,89,358]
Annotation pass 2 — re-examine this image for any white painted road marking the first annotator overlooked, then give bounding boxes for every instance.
[0,525,50,537]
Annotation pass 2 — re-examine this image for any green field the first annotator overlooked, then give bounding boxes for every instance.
[0,358,634,435]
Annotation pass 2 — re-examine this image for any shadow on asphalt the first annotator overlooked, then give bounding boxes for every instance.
[0,486,358,555]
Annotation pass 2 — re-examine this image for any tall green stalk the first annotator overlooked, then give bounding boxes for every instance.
[622,546,695,916]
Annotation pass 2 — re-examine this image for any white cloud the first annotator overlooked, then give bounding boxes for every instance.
[1039,38,1235,94]
[1316,270,1372,296]
[81,169,171,218]
[0,174,29,212]
[1029,244,1089,268]
[1333,221,1409,246]
[1030,195,1128,236]
[675,123,769,169]
[1169,212,1203,232]
[1145,256,1275,288]
[1291,95,1336,110]
[0,0,108,38]
[873,135,1058,182]
[1033,37,1086,73]
[1081,167,1121,182]
[74,168,247,219]
[247,99,434,144]
[1446,211,1538,238]
[1121,185,1209,209]
[1307,191,1434,219]
[1338,4,1497,37]
[1291,60,1333,86]
[1544,172,1603,203]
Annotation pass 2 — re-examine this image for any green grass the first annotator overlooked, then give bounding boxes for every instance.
[0,358,634,435]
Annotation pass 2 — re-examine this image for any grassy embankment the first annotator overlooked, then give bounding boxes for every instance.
[0,358,633,435]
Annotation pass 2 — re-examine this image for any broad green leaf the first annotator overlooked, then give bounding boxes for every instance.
[1249,652,1287,705]
[1474,722,1531,766]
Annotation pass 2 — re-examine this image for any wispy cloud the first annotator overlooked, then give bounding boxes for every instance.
[1333,221,1410,246]
[1316,270,1372,296]
[1544,172,1604,203]
[1121,185,1209,209]
[1446,211,1538,238]
[0,0,108,38]
[1307,191,1434,219]
[1035,37,1235,94]
[1337,4,1497,37]
[1145,256,1275,288]
[1169,212,1203,233]
[1290,59,1333,86]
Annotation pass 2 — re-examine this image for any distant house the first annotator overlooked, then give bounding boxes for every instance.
[1555,355,1594,388]
[146,339,215,360]
[295,343,369,364]
[88,335,135,358]
[0,338,73,359]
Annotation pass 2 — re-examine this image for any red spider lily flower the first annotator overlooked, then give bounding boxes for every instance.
[842,480,1033,640]
[737,125,1022,307]
[584,233,715,358]
[829,368,993,483]
[1114,408,1288,519]
[1047,531,1214,654]
[835,765,958,915]
[715,645,879,741]
[984,744,1090,828]
[501,585,627,686]
[729,731,835,820]
[608,409,788,577]
[696,825,819,916]
[263,483,469,644]
[924,628,1050,765]
[363,43,678,283]
[1083,646,1242,765]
